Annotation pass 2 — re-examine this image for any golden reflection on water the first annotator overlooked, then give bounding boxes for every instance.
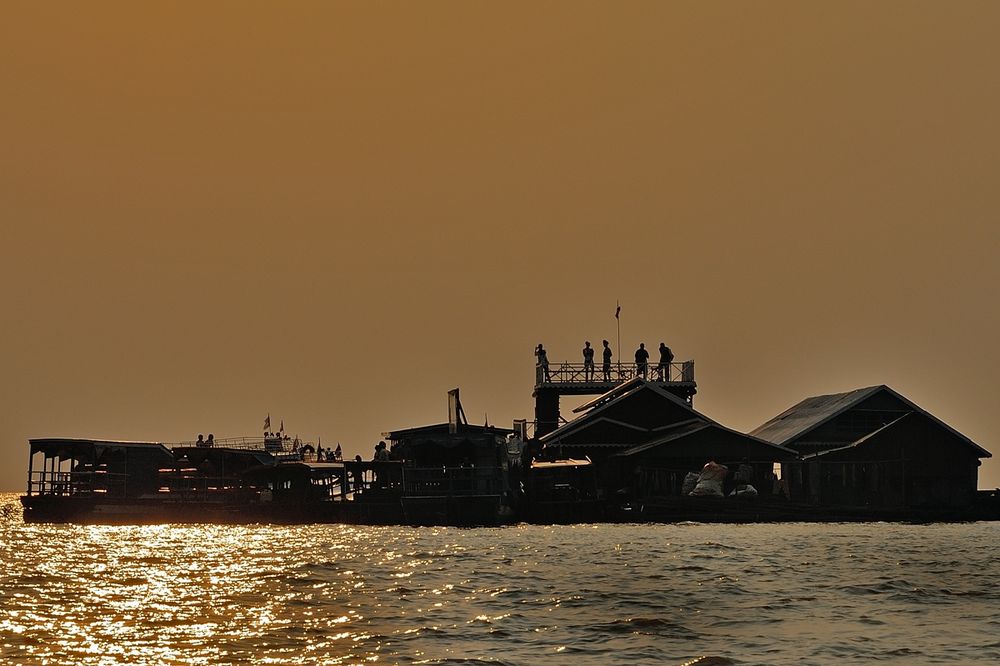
[2,517,386,664]
[3,495,1000,665]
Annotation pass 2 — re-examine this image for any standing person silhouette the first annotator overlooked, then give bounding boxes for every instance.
[582,341,595,381]
[658,342,674,381]
[535,344,551,382]
[602,340,613,381]
[635,343,649,379]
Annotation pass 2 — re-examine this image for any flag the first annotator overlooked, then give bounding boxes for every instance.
[280,419,284,433]
[615,302,621,319]
[263,414,270,432]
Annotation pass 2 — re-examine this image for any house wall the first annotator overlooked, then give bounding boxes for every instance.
[788,414,981,508]
[611,429,788,499]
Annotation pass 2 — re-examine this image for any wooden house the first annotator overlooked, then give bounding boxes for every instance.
[750,385,991,508]
[538,379,796,499]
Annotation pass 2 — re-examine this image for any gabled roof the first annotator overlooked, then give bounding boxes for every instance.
[614,421,798,460]
[751,384,990,458]
[612,421,713,455]
[571,378,648,413]
[544,416,702,448]
[750,385,887,446]
[801,412,992,459]
[540,380,706,444]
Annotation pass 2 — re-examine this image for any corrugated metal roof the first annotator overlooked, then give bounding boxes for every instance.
[750,385,991,459]
[749,385,883,446]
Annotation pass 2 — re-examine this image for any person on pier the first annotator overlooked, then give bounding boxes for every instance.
[657,342,674,381]
[635,343,649,379]
[582,341,595,381]
[602,340,612,381]
[535,344,551,382]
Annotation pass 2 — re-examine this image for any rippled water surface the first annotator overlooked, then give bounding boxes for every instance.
[2,493,999,664]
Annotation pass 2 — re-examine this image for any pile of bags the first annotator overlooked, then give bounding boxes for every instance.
[689,461,729,497]
[686,461,758,498]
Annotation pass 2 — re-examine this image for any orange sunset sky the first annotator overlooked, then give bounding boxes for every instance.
[2,2,999,490]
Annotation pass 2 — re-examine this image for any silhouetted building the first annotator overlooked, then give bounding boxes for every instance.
[751,385,991,508]
[539,379,795,498]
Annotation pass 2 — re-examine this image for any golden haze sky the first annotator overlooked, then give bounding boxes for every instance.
[2,2,999,490]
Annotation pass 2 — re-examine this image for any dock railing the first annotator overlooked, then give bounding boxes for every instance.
[341,461,504,499]
[170,436,318,454]
[536,360,694,386]
[27,470,128,497]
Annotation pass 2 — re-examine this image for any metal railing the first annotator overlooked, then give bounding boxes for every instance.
[158,473,253,496]
[536,360,694,385]
[170,436,318,453]
[27,470,128,496]
[340,462,504,499]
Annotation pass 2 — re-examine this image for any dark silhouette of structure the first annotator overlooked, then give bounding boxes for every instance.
[533,345,696,437]
[538,379,795,499]
[751,385,992,508]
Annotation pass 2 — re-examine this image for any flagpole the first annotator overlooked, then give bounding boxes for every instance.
[616,300,621,381]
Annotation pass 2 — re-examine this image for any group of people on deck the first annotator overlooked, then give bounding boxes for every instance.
[535,340,676,382]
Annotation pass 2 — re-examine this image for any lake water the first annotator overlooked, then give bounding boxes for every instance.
[2,492,999,664]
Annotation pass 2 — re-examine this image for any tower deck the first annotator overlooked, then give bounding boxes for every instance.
[533,361,696,437]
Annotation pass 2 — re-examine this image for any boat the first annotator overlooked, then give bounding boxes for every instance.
[20,426,525,526]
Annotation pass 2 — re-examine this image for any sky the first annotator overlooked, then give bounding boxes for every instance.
[2,2,999,490]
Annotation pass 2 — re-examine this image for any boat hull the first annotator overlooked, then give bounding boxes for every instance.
[19,493,510,527]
